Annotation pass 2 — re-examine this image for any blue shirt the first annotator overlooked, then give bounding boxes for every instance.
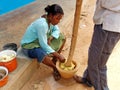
[21,18,60,54]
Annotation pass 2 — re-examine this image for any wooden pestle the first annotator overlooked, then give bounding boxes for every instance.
[65,0,83,67]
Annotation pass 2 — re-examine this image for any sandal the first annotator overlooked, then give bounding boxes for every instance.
[53,69,61,81]
[73,75,92,87]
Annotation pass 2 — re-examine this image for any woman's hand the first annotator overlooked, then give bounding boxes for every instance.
[52,52,65,63]
[57,54,66,63]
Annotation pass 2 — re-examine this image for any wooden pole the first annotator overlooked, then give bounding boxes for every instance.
[65,0,83,66]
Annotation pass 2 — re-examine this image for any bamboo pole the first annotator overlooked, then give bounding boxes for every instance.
[65,0,83,66]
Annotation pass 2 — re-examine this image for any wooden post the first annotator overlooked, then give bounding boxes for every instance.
[65,0,83,66]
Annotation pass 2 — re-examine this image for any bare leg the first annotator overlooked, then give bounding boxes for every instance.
[42,55,61,81]
[42,55,55,68]
[42,38,66,81]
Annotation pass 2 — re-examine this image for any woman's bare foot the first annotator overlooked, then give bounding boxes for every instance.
[53,68,61,81]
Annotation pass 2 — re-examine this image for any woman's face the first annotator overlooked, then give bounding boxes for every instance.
[50,14,63,25]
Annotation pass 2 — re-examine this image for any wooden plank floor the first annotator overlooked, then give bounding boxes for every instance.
[0,58,38,90]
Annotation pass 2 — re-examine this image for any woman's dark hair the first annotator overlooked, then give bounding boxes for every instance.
[44,4,64,15]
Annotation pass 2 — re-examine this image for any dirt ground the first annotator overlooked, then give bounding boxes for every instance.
[21,0,120,90]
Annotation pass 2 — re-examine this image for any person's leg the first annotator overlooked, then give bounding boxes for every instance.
[99,30,120,90]
[27,48,47,62]
[42,55,61,81]
[27,48,61,81]
[74,24,107,88]
[84,25,120,90]
[42,55,56,68]
[85,24,109,90]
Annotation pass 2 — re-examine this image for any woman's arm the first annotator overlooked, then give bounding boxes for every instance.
[35,19,55,54]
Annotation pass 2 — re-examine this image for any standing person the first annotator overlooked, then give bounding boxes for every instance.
[20,4,66,81]
[74,0,120,90]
